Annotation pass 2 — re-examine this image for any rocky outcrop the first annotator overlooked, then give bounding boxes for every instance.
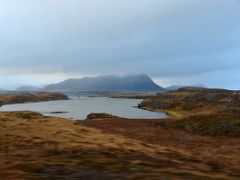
[87,113,117,120]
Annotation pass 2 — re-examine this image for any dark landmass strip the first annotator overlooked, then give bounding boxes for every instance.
[111,93,157,99]
[48,111,69,114]
[0,92,69,107]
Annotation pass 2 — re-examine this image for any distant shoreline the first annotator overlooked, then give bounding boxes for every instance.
[0,92,69,107]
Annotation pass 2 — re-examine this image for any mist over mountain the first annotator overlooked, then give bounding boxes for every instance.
[42,74,164,92]
[9,77,208,93]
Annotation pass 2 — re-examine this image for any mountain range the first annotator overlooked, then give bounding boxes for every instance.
[42,74,164,92]
[0,74,207,93]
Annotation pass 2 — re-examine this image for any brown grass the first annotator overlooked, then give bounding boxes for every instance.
[1,112,240,179]
[83,116,240,179]
[138,88,240,137]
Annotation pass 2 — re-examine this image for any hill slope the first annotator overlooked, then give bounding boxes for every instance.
[42,74,164,92]
[138,87,240,137]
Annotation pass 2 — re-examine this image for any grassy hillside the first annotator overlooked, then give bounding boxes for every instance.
[1,112,240,179]
[138,87,240,137]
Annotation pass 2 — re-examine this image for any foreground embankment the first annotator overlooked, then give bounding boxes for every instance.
[1,111,240,179]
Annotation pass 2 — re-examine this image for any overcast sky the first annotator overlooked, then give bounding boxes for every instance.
[0,0,240,89]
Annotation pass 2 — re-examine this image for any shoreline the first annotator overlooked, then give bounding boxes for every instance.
[0,92,69,107]
[1,96,169,120]
[138,106,175,118]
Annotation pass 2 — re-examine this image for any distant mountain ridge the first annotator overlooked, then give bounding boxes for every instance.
[42,74,164,92]
[15,86,40,92]
[165,84,207,91]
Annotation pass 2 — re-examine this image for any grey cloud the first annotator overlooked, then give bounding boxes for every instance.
[0,0,240,88]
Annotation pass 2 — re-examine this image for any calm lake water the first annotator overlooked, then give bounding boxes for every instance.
[0,96,167,120]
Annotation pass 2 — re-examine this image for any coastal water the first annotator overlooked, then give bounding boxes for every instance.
[0,95,167,120]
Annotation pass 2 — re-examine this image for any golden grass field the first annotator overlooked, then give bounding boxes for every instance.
[0,111,239,179]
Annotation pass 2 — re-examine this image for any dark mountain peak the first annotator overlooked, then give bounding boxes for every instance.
[42,74,164,92]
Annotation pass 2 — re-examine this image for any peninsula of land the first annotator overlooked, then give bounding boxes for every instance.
[0,92,68,107]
